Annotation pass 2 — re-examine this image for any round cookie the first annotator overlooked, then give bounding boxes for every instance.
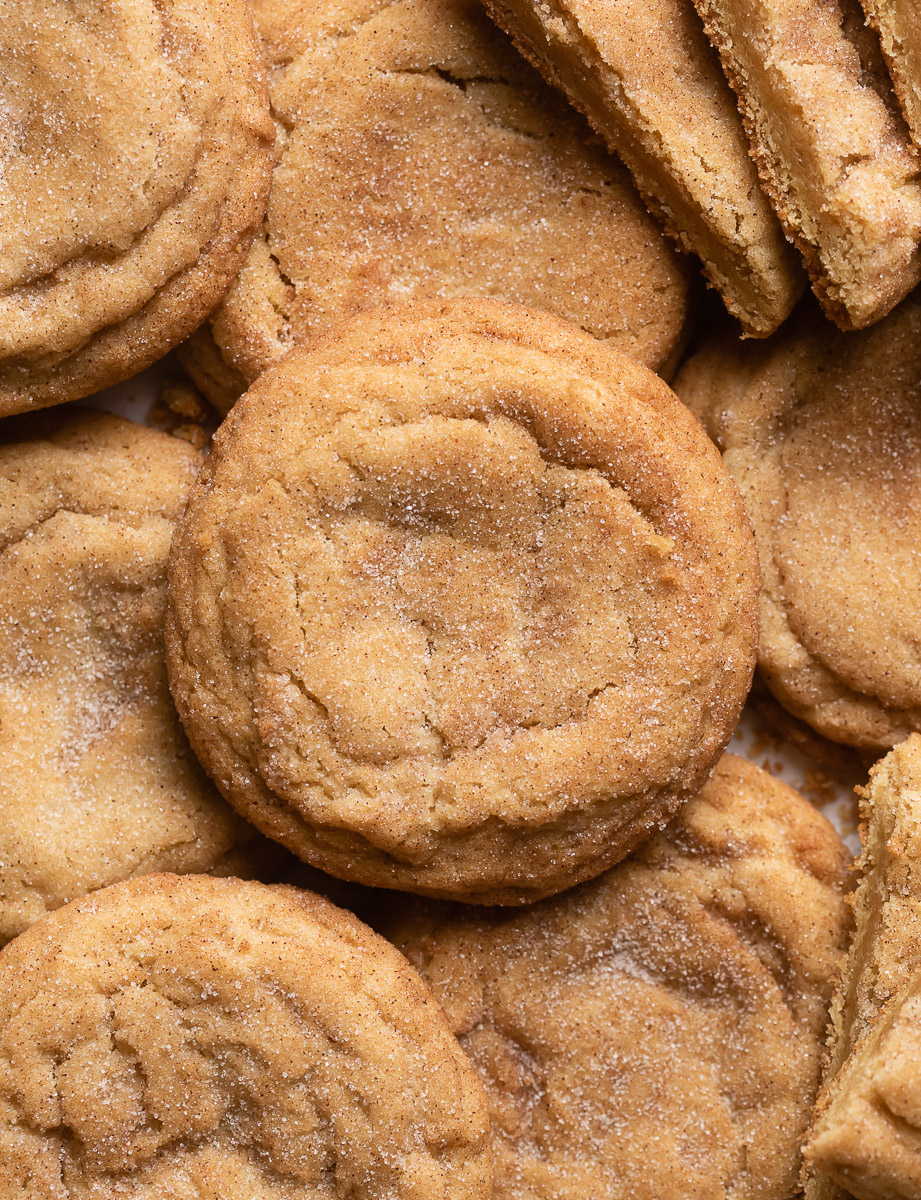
[0,0,274,415]
[0,874,492,1198]
[676,295,921,754]
[0,409,259,943]
[166,299,760,903]
[179,0,692,414]
[387,753,853,1200]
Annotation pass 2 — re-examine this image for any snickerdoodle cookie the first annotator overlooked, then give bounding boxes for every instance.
[677,295,921,755]
[809,979,921,1200]
[481,0,804,335]
[0,873,492,1198]
[179,0,691,414]
[388,754,852,1200]
[0,409,259,943]
[860,0,921,150]
[0,0,274,415]
[805,736,921,1200]
[692,0,921,329]
[167,299,759,903]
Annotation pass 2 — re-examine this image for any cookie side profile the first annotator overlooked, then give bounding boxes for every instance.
[807,978,921,1200]
[481,0,804,336]
[804,736,921,1200]
[860,0,921,148]
[0,874,492,1198]
[387,754,852,1200]
[179,0,691,414]
[692,0,921,329]
[0,0,274,414]
[0,410,260,943]
[676,296,921,753]
[167,298,760,903]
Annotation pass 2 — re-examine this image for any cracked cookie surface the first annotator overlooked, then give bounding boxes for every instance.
[0,873,492,1198]
[179,0,691,414]
[166,299,759,902]
[677,296,921,754]
[0,0,274,414]
[0,409,262,944]
[387,753,852,1200]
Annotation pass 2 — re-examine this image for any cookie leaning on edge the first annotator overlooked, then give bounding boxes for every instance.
[0,409,266,944]
[480,0,804,336]
[805,736,921,1200]
[676,295,921,755]
[0,0,274,415]
[387,754,852,1200]
[691,0,921,329]
[860,0,921,150]
[0,874,492,1198]
[179,0,692,414]
[167,298,760,903]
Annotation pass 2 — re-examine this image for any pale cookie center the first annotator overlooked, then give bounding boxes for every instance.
[231,413,674,768]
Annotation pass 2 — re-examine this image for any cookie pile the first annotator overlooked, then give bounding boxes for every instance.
[3,0,921,1196]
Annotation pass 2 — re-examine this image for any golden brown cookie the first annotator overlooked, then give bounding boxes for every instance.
[167,298,760,903]
[692,0,921,329]
[480,0,804,336]
[808,980,921,1200]
[0,873,492,1198]
[676,296,921,755]
[179,0,691,414]
[0,0,274,415]
[860,0,921,150]
[805,736,921,1200]
[0,409,260,943]
[387,753,852,1200]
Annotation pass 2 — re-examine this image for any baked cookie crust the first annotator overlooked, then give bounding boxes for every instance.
[0,410,255,942]
[860,0,921,151]
[180,0,691,414]
[480,0,804,336]
[692,0,921,329]
[388,754,852,1199]
[805,736,921,1200]
[167,298,759,902]
[677,296,921,754]
[0,874,492,1198]
[0,0,274,414]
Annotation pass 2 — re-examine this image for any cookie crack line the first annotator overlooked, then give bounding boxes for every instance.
[0,504,167,557]
[0,129,209,306]
[270,461,646,767]
[265,0,407,70]
[388,65,548,143]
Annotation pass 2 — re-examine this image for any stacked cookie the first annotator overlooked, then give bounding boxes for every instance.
[6,0,921,1196]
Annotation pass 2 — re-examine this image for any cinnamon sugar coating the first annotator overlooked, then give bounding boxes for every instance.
[0,410,259,943]
[0,874,492,1198]
[677,296,921,754]
[480,0,804,335]
[806,736,921,1200]
[0,0,274,414]
[179,0,691,414]
[388,754,852,1200]
[860,0,921,151]
[692,0,921,329]
[167,299,759,902]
